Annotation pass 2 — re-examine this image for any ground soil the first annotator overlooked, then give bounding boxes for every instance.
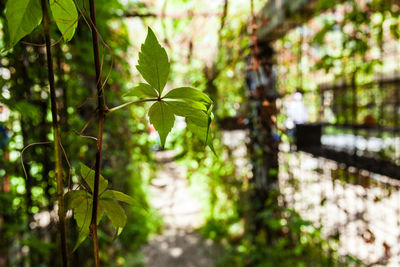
[142,150,216,267]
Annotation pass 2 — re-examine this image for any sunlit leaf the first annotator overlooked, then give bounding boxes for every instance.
[165,100,206,117]
[100,190,135,205]
[49,0,78,42]
[148,101,175,148]
[5,0,43,48]
[163,87,212,107]
[187,115,215,155]
[205,104,214,145]
[72,198,92,251]
[184,108,208,127]
[136,27,170,94]
[116,227,123,236]
[101,200,127,230]
[124,82,158,98]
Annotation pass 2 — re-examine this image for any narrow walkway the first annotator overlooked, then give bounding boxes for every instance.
[142,150,215,267]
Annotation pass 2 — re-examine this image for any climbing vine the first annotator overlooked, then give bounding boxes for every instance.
[3,0,213,265]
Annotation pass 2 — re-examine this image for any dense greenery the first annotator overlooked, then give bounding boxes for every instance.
[1,0,216,264]
[0,0,161,265]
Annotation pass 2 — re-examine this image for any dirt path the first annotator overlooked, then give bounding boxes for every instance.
[142,150,215,267]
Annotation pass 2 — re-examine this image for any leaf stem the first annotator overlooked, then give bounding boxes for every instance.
[88,0,106,265]
[108,98,158,113]
[40,0,70,266]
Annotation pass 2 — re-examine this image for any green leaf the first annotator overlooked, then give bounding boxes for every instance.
[148,101,175,148]
[187,116,216,155]
[163,87,212,107]
[124,83,158,98]
[163,98,215,153]
[97,201,104,225]
[184,108,208,126]
[73,225,90,252]
[165,100,206,117]
[72,198,92,251]
[136,27,170,95]
[116,227,123,236]
[14,101,42,124]
[70,191,103,251]
[79,163,109,193]
[65,190,90,210]
[101,200,127,230]
[78,163,108,194]
[49,0,78,42]
[100,190,135,205]
[5,0,43,48]
[205,104,214,146]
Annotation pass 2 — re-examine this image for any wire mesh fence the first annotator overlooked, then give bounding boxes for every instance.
[280,146,400,266]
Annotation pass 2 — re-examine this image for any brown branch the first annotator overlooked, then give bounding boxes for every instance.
[211,0,229,79]
[123,11,157,18]
[205,0,229,87]
[123,11,220,19]
[88,0,107,265]
[161,0,171,49]
[40,0,70,266]
[218,0,229,45]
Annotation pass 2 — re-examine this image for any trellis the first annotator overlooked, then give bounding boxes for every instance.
[248,0,400,264]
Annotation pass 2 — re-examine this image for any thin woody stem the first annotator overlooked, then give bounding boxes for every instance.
[87,0,106,266]
[40,0,70,266]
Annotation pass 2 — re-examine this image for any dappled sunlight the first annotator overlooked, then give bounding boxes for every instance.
[143,150,217,266]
